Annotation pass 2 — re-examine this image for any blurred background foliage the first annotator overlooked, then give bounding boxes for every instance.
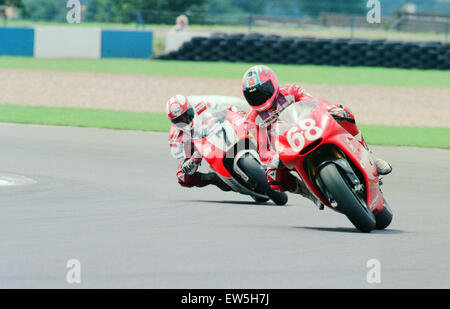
[4,0,448,24]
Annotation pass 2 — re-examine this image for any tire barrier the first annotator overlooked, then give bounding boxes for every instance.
[157,32,450,70]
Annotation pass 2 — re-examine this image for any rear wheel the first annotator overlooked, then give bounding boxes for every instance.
[319,163,376,233]
[238,156,288,206]
[375,198,393,230]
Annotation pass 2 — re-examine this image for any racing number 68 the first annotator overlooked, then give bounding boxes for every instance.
[287,119,323,152]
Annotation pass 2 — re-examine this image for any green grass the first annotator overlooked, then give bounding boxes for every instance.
[0,104,448,149]
[0,104,171,132]
[359,125,450,149]
[1,57,449,88]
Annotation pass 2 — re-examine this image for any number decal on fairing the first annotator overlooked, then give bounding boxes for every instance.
[287,127,305,152]
[206,121,238,151]
[287,119,323,152]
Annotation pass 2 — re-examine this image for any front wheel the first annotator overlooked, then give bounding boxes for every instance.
[375,198,393,230]
[237,156,288,206]
[319,163,376,233]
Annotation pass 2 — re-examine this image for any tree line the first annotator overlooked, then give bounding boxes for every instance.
[5,0,447,24]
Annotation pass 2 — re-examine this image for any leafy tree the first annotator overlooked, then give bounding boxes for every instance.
[84,0,116,22]
[107,0,210,24]
[0,0,24,6]
[22,0,66,21]
[298,0,365,18]
[228,0,266,15]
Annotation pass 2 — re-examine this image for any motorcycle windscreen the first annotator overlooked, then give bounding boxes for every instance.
[276,98,319,134]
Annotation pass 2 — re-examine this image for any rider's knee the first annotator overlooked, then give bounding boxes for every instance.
[177,173,194,188]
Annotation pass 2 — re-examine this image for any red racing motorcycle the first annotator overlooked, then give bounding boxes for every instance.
[192,109,287,205]
[273,98,393,232]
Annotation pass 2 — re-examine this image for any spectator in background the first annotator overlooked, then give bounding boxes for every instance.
[402,1,417,14]
[171,14,189,32]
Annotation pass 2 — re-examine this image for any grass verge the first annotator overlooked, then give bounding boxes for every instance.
[0,104,171,132]
[1,57,449,88]
[0,104,448,149]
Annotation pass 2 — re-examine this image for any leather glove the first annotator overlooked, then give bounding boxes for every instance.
[329,106,355,123]
[181,152,202,175]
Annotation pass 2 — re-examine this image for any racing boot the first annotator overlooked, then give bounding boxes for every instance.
[355,132,392,176]
[268,167,324,209]
[201,172,232,192]
[371,154,392,175]
[291,177,324,210]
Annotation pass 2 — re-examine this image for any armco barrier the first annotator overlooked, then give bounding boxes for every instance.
[102,30,152,58]
[157,32,450,70]
[0,26,152,59]
[0,27,34,56]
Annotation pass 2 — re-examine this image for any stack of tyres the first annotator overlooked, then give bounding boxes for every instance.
[241,34,260,63]
[319,39,335,65]
[439,44,450,70]
[416,42,434,69]
[327,38,344,66]
[176,41,196,61]
[305,39,321,65]
[424,42,441,70]
[188,37,206,61]
[277,37,296,64]
[364,40,385,67]
[312,38,331,65]
[206,33,224,62]
[333,38,352,66]
[198,37,214,61]
[156,32,449,71]
[399,42,418,69]
[260,35,281,63]
[292,37,315,64]
[346,40,369,66]
[384,41,408,68]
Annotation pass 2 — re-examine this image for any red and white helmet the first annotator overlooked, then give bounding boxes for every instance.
[242,65,279,112]
[166,95,195,129]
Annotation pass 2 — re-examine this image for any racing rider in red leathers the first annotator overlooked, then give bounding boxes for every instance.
[242,65,392,205]
[167,94,232,191]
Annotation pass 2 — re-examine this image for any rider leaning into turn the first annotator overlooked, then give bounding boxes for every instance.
[166,95,231,191]
[242,65,392,204]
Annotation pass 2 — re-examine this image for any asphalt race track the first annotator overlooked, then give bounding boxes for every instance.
[0,123,449,288]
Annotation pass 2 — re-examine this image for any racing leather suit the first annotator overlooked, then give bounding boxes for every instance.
[169,101,231,190]
[245,84,367,195]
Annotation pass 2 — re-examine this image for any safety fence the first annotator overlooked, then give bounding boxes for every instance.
[0,27,152,59]
[157,32,450,70]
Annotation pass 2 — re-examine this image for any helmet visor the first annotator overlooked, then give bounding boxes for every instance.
[243,80,275,107]
[171,107,195,128]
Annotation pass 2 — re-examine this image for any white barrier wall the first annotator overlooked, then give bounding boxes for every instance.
[165,32,209,53]
[34,27,101,59]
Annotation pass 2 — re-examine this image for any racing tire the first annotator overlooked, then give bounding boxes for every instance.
[375,198,393,230]
[237,156,288,206]
[319,163,376,233]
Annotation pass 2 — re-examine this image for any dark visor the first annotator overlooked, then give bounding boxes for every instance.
[171,107,195,128]
[243,80,275,107]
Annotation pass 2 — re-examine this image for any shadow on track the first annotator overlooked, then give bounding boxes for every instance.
[296,226,407,234]
[193,200,290,207]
